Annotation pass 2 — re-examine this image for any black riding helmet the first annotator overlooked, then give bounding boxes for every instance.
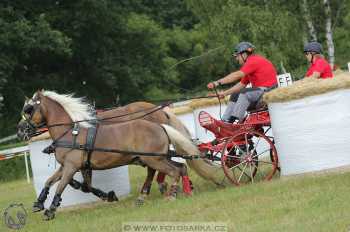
[233,42,255,57]
[304,41,322,54]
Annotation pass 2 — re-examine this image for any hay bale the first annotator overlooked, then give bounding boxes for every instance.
[169,96,229,115]
[267,69,350,176]
[264,71,350,103]
[170,106,193,115]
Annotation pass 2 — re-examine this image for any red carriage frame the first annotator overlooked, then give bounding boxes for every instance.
[197,107,279,185]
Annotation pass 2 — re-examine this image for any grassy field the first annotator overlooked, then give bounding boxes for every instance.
[1,166,350,232]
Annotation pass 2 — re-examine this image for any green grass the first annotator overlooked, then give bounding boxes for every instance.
[1,166,350,232]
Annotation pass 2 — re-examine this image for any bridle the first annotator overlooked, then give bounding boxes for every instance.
[20,98,48,137]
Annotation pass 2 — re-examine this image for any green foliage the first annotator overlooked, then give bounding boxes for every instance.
[0,0,349,138]
[0,156,31,182]
[334,6,350,68]
[0,141,26,151]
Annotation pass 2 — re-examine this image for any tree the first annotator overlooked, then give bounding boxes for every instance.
[0,5,72,134]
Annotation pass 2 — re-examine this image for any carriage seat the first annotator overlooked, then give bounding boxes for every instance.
[245,95,268,114]
[246,100,268,114]
[246,84,277,114]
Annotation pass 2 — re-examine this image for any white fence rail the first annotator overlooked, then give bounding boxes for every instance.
[0,146,31,183]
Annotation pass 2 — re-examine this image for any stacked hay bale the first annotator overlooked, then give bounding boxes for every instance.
[264,71,350,176]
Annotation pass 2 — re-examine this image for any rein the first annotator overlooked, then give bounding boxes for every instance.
[212,85,225,121]
[44,102,171,129]
[52,140,201,160]
[22,96,208,161]
[22,102,171,139]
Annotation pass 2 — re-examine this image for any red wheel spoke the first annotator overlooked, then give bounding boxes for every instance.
[221,130,279,186]
[227,159,248,171]
[237,163,249,183]
[251,148,271,159]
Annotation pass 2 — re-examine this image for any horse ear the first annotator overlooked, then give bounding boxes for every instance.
[25,96,29,100]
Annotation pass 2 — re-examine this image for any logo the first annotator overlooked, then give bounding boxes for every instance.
[3,203,27,230]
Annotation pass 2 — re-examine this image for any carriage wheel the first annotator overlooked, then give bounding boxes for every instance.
[221,130,278,186]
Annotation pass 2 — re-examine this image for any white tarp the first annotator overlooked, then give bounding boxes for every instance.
[29,139,130,208]
[268,89,350,176]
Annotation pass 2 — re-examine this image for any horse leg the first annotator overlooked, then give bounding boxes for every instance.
[135,167,156,206]
[164,164,181,201]
[43,164,78,220]
[69,170,118,202]
[84,169,119,202]
[80,169,92,192]
[173,162,193,196]
[33,166,63,213]
[143,159,182,201]
[169,161,193,196]
[156,172,168,195]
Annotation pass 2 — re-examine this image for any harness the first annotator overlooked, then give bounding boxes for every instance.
[21,97,202,172]
[51,123,198,170]
[41,108,197,170]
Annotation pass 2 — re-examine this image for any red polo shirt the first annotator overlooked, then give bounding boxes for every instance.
[240,54,277,88]
[305,57,333,79]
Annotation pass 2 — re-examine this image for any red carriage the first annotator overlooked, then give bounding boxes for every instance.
[197,107,279,185]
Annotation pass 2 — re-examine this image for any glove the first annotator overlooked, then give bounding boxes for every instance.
[207,82,215,89]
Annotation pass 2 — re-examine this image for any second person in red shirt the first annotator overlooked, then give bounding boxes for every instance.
[303,41,333,79]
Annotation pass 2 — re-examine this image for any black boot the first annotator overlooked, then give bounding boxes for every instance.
[224,116,238,123]
[42,144,56,154]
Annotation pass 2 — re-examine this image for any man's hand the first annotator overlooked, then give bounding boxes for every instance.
[207,81,219,89]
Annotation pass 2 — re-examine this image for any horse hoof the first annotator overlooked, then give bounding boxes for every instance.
[81,183,90,193]
[69,179,81,190]
[32,202,44,213]
[107,191,119,202]
[135,197,145,207]
[158,182,168,195]
[189,180,194,191]
[43,209,55,221]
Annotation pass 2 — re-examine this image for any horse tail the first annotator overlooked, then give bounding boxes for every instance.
[161,123,226,186]
[186,159,226,186]
[161,124,199,157]
[163,107,191,139]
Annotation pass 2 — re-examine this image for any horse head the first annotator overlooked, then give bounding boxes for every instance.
[17,91,47,141]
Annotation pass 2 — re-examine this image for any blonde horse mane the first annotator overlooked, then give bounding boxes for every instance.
[41,90,96,127]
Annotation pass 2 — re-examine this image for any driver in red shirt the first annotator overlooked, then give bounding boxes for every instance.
[304,41,333,79]
[207,42,277,123]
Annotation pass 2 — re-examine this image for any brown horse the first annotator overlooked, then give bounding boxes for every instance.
[18,101,194,204]
[18,90,200,220]
[93,101,192,198]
